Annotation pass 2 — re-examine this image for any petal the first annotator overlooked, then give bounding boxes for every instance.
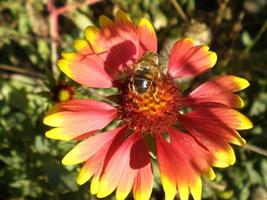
[84,26,105,53]
[205,168,216,180]
[58,53,113,88]
[62,127,124,165]
[115,165,136,200]
[156,134,177,200]
[168,38,217,79]
[181,110,246,146]
[157,131,213,200]
[85,12,140,78]
[115,136,153,200]
[96,133,140,198]
[115,10,132,23]
[168,129,213,174]
[183,93,245,108]
[90,167,102,195]
[133,162,153,200]
[178,184,190,200]
[76,150,103,185]
[44,99,117,140]
[184,107,253,130]
[190,177,202,200]
[180,116,237,168]
[190,75,250,94]
[73,39,93,55]
[183,75,250,108]
[132,138,154,200]
[136,17,157,56]
[76,127,126,185]
[89,131,126,195]
[99,15,114,28]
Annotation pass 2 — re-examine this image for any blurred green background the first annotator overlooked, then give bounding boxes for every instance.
[0,0,267,199]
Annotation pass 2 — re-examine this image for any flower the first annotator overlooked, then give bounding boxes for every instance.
[44,10,253,200]
[51,82,74,102]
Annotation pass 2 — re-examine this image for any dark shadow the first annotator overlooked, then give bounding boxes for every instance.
[129,137,150,169]
[104,40,137,77]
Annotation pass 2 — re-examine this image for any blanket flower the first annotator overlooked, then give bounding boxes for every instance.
[44,10,252,200]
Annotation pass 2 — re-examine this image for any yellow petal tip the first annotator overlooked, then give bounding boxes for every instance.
[90,176,100,195]
[190,178,202,200]
[237,96,245,108]
[209,51,217,67]
[238,114,253,130]
[73,39,89,52]
[61,156,77,166]
[138,17,155,33]
[115,10,132,23]
[61,52,76,60]
[202,45,210,51]
[44,128,71,141]
[233,76,250,90]
[84,26,100,45]
[99,15,113,27]
[183,37,194,44]
[205,168,216,180]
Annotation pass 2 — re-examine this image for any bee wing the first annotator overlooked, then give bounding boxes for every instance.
[112,63,136,81]
[158,39,176,73]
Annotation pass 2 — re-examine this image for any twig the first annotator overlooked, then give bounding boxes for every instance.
[56,0,103,15]
[243,143,267,157]
[206,180,227,192]
[169,0,189,23]
[46,0,103,78]
[0,64,45,79]
[215,0,229,26]
[242,20,267,57]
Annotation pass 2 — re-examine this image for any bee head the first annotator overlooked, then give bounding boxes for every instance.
[140,51,159,66]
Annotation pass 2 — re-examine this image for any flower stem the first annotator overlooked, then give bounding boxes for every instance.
[243,143,267,157]
[0,65,45,79]
[242,20,267,58]
[169,0,189,23]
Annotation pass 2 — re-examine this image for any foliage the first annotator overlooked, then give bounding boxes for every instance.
[0,0,267,199]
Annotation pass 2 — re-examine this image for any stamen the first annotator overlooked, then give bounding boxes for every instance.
[119,75,181,134]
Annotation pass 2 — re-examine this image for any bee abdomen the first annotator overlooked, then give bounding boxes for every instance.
[133,77,152,94]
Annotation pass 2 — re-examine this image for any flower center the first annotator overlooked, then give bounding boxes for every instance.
[119,74,181,134]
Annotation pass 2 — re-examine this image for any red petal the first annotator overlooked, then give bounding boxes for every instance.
[43,99,117,140]
[167,38,217,79]
[132,138,154,200]
[181,115,238,167]
[58,53,113,88]
[181,110,247,146]
[76,127,126,185]
[156,134,177,200]
[184,107,253,130]
[96,133,140,198]
[136,18,157,57]
[183,93,245,108]
[156,133,209,200]
[183,75,250,108]
[85,11,140,78]
[117,137,153,200]
[168,129,213,174]
[190,75,250,94]
[62,127,124,165]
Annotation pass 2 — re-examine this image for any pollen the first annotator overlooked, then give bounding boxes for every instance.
[119,75,181,134]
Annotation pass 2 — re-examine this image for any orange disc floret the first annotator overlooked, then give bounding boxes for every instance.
[119,75,181,134]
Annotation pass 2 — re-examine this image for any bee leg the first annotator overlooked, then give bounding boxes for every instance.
[153,87,160,102]
[128,83,138,103]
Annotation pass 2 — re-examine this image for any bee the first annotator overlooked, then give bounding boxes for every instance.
[129,52,161,95]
